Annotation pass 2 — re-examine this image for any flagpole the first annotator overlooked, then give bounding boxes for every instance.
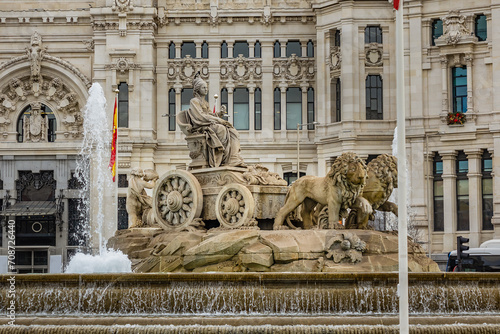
[114,88,119,233]
[395,0,409,333]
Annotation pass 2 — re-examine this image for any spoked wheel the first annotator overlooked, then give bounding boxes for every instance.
[215,183,255,229]
[153,170,203,231]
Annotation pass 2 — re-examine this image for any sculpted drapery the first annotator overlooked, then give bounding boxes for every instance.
[177,73,245,168]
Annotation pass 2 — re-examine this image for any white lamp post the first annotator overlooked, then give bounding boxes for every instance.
[296,121,319,180]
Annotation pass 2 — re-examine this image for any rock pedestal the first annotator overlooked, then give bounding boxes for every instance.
[108,229,440,273]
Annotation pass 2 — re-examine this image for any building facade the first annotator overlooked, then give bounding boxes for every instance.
[0,0,498,272]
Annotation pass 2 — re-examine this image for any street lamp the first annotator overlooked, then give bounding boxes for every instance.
[297,121,319,180]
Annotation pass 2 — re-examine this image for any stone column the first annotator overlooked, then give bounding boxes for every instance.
[442,151,457,252]
[195,40,202,58]
[261,41,274,141]
[465,53,474,114]
[280,39,286,58]
[249,40,255,58]
[208,41,221,109]
[300,39,307,57]
[441,56,449,117]
[227,40,234,58]
[466,149,483,247]
[175,42,181,59]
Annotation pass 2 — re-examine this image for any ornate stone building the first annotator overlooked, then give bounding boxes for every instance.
[0,0,498,271]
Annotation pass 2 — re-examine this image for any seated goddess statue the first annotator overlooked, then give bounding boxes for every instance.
[177,73,246,168]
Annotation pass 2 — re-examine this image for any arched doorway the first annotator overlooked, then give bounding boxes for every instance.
[16,103,57,143]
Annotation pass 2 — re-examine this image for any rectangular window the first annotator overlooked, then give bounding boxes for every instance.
[307,87,315,129]
[286,87,302,130]
[456,151,469,231]
[233,41,249,58]
[482,150,493,230]
[286,40,302,57]
[334,29,341,47]
[431,19,443,46]
[181,88,193,111]
[181,42,196,58]
[68,198,88,247]
[365,26,382,44]
[233,88,249,130]
[274,88,281,130]
[221,88,228,121]
[475,15,487,42]
[452,67,467,113]
[118,197,128,230]
[366,75,383,120]
[331,78,341,122]
[433,154,444,232]
[118,82,129,128]
[168,88,176,131]
[254,88,262,130]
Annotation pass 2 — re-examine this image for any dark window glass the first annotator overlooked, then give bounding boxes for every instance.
[118,174,128,188]
[365,26,382,44]
[118,82,129,128]
[475,15,487,42]
[274,41,281,58]
[169,42,176,59]
[452,67,467,113]
[118,197,128,230]
[433,154,444,231]
[233,41,249,58]
[233,88,249,130]
[201,41,209,58]
[221,41,228,58]
[334,29,341,47]
[254,41,261,58]
[286,87,302,130]
[181,42,196,58]
[17,104,56,143]
[274,88,281,130]
[220,88,228,121]
[306,40,314,57]
[456,151,469,231]
[431,19,443,46]
[283,172,306,186]
[286,40,302,57]
[254,88,262,130]
[336,78,341,122]
[482,150,493,230]
[181,88,193,111]
[169,88,176,131]
[366,75,383,120]
[307,87,315,129]
[68,198,89,247]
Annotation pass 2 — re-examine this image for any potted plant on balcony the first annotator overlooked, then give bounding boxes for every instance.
[447,112,465,125]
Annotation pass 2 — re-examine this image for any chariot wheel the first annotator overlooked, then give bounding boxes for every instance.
[215,183,255,229]
[153,170,203,231]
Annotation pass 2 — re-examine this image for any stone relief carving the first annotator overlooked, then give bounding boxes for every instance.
[23,102,48,143]
[436,10,473,46]
[0,95,14,134]
[327,46,341,72]
[82,39,95,51]
[16,171,56,201]
[167,57,209,85]
[365,43,383,67]
[273,55,315,84]
[325,232,367,264]
[127,167,159,228]
[219,55,262,84]
[105,57,141,73]
[112,0,134,12]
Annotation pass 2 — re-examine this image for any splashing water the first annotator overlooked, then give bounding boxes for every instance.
[66,82,131,273]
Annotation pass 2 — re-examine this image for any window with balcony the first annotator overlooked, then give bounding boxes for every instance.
[181,42,196,58]
[286,40,302,57]
[452,67,467,113]
[233,41,249,58]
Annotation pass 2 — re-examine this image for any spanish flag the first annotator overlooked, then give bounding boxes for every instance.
[109,96,118,182]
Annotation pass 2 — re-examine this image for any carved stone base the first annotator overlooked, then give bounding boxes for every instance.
[185,133,209,170]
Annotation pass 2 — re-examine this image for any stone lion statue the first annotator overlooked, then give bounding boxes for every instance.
[273,152,367,230]
[346,154,398,229]
[127,167,159,228]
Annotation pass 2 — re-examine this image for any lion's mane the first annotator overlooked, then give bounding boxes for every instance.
[327,152,367,218]
[366,154,398,210]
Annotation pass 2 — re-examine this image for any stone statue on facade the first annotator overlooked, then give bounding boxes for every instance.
[26,32,45,81]
[23,102,48,142]
[346,154,398,229]
[127,167,159,228]
[177,72,246,169]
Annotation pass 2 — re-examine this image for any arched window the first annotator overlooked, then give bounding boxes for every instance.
[169,42,176,59]
[254,41,262,58]
[221,41,228,58]
[307,87,315,129]
[17,103,56,143]
[273,41,281,58]
[181,88,193,111]
[233,88,249,130]
[306,40,314,57]
[274,88,281,130]
[220,88,228,121]
[201,41,209,58]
